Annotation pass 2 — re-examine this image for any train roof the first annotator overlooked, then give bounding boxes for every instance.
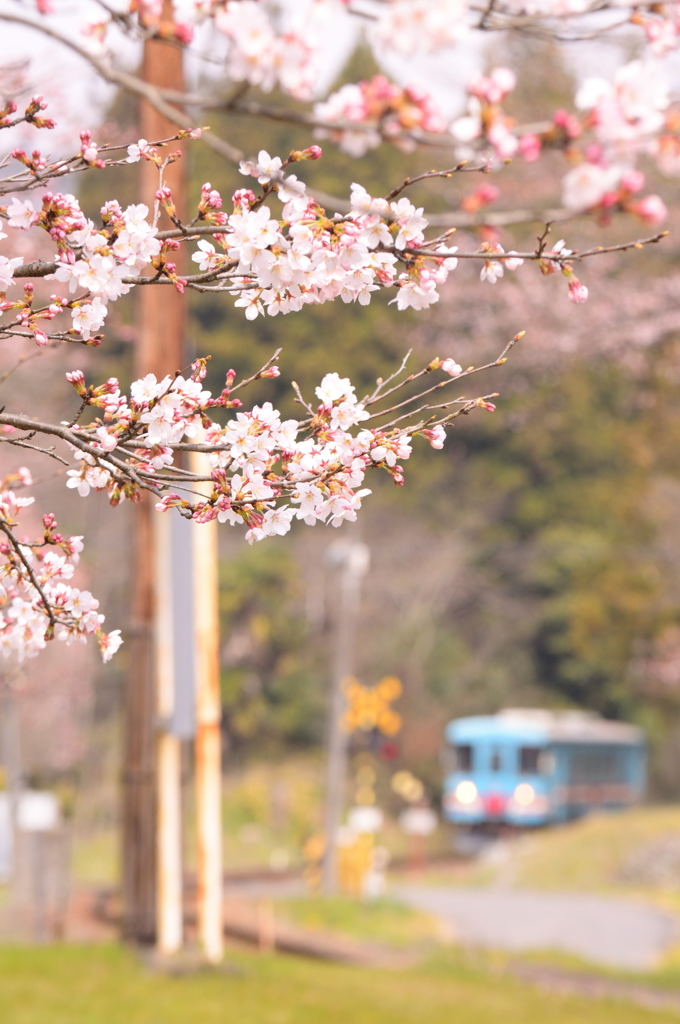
[445,709,644,746]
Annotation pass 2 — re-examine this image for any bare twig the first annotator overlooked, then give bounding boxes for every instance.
[384,163,492,202]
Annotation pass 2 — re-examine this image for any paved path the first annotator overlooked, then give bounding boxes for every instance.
[395,884,678,970]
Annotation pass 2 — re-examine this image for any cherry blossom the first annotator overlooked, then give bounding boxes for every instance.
[0,0,676,668]
[314,76,447,157]
[0,471,120,663]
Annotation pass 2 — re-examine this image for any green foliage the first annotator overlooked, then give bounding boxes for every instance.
[218,544,324,747]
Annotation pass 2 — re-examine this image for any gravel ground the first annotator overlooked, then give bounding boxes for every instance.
[395,884,678,970]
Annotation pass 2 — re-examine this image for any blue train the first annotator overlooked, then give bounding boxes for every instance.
[442,709,646,829]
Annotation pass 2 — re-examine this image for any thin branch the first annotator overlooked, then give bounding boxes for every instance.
[0,347,47,385]
[384,163,492,202]
[5,438,70,465]
[411,231,668,263]
[230,348,282,393]
[364,348,413,404]
[0,11,242,164]
[0,517,56,628]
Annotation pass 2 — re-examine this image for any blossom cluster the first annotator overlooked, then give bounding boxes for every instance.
[451,67,522,163]
[212,0,319,99]
[80,0,680,68]
[298,54,676,230]
[449,62,674,225]
[2,191,161,343]
[555,66,668,220]
[29,0,680,108]
[366,0,469,54]
[194,156,467,316]
[561,61,674,218]
[127,0,473,89]
[635,2,680,56]
[313,75,447,157]
[0,134,606,351]
[0,469,121,663]
[60,356,474,547]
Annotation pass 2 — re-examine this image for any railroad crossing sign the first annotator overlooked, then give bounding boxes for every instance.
[341,676,402,736]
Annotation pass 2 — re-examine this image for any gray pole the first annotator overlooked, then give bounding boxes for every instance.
[321,541,369,895]
[0,670,22,890]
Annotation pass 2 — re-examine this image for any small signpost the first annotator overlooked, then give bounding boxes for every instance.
[347,805,384,835]
[1,790,63,941]
[398,805,438,877]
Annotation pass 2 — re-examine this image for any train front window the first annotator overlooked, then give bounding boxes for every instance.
[453,744,473,771]
[519,746,541,775]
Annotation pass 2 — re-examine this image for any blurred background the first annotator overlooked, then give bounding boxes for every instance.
[2,15,680,1024]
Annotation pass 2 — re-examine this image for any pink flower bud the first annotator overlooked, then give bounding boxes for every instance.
[65,370,86,395]
[232,188,256,210]
[519,133,541,162]
[441,358,462,377]
[191,358,208,381]
[290,145,323,163]
[621,169,645,194]
[633,194,668,225]
[173,22,194,44]
[553,109,581,139]
[422,425,446,449]
[567,278,589,303]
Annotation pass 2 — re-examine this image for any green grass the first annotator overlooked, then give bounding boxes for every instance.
[71,829,120,887]
[510,805,680,892]
[273,895,440,947]
[0,944,678,1024]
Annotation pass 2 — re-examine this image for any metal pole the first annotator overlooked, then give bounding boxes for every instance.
[154,510,183,954]
[121,2,186,945]
[321,542,370,894]
[191,451,223,963]
[122,493,157,943]
[0,670,22,894]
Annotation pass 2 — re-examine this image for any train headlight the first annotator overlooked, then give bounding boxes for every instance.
[454,780,479,805]
[513,783,536,806]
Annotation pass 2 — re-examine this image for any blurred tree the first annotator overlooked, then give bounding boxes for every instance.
[218,544,325,749]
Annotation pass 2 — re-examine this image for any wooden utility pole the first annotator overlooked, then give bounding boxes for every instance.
[121,12,186,946]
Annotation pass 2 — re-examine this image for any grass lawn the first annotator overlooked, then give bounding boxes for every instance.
[510,805,680,892]
[0,944,679,1024]
[272,894,440,947]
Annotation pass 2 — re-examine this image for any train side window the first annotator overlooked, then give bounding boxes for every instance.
[519,746,541,775]
[454,744,473,771]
